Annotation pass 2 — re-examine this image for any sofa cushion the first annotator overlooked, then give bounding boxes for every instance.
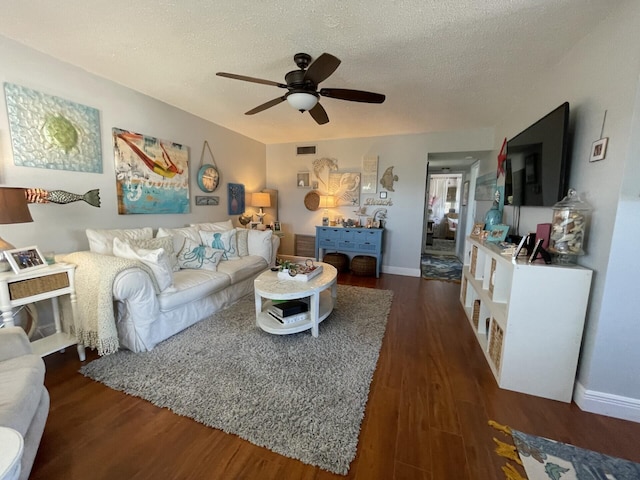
[86,227,153,255]
[235,228,249,257]
[156,227,202,246]
[112,238,175,292]
[177,239,225,271]
[157,268,231,311]
[0,354,45,436]
[191,219,234,232]
[247,229,273,264]
[216,255,267,283]
[128,236,179,272]
[199,230,239,261]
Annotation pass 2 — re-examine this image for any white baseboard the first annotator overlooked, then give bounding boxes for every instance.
[574,381,640,423]
[381,266,421,277]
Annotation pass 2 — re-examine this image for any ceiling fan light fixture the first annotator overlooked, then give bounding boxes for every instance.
[287,92,318,112]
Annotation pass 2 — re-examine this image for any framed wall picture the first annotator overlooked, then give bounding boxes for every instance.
[589,137,608,162]
[462,180,470,206]
[227,183,245,215]
[195,196,219,206]
[5,246,48,274]
[297,172,311,188]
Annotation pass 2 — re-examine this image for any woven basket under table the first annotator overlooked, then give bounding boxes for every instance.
[350,255,376,276]
[323,252,350,273]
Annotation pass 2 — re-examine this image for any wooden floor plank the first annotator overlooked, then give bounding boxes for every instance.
[28,272,640,479]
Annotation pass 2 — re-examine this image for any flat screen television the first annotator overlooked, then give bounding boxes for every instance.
[505,102,570,206]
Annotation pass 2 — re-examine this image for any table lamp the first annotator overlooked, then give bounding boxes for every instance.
[251,192,271,223]
[0,187,33,272]
[319,195,335,226]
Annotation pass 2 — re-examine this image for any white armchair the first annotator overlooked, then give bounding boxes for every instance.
[0,327,49,480]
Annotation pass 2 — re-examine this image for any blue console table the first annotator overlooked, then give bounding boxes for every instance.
[315,226,384,277]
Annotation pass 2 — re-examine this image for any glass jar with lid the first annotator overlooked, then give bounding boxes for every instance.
[548,189,592,264]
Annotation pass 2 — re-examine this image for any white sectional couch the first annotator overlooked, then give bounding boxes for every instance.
[72,220,279,353]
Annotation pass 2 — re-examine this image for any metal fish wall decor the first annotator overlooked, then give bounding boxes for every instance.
[25,188,101,207]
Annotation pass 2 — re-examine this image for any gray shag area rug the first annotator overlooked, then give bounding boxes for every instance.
[80,285,393,475]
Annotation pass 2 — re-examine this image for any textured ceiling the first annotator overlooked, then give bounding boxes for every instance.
[0,1,613,144]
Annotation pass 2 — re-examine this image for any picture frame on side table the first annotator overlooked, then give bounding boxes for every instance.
[486,224,510,243]
[273,221,281,232]
[513,234,529,259]
[5,246,48,274]
[528,238,545,263]
[470,223,485,238]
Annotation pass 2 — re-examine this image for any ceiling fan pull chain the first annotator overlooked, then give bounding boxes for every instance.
[199,140,217,169]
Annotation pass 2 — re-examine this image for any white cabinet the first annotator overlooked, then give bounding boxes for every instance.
[460,237,592,402]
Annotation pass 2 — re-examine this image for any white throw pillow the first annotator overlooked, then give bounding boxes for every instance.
[129,236,179,272]
[247,229,273,264]
[235,228,249,257]
[199,229,239,261]
[177,239,224,271]
[191,219,234,232]
[112,237,174,291]
[86,227,153,255]
[156,226,201,255]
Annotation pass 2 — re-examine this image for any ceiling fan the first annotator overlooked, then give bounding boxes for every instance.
[216,53,386,125]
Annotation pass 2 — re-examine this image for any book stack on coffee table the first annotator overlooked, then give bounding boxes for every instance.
[267,299,309,324]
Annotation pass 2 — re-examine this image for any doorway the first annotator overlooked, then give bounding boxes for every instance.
[425,173,462,254]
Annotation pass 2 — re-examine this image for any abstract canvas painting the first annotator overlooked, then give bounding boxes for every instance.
[113,128,190,214]
[4,82,102,172]
[329,172,361,206]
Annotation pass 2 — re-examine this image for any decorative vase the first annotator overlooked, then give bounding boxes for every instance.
[484,200,502,227]
[548,189,591,264]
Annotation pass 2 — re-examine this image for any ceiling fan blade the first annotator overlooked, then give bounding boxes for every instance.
[216,72,287,89]
[309,103,329,125]
[319,88,386,103]
[304,53,341,85]
[245,96,286,115]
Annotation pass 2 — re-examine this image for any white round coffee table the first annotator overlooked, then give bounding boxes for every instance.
[254,262,337,337]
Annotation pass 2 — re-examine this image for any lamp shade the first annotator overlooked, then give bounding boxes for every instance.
[319,195,336,208]
[0,187,33,224]
[286,92,318,112]
[251,192,271,208]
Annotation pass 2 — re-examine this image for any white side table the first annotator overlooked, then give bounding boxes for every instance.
[254,263,337,337]
[0,427,23,480]
[0,262,85,361]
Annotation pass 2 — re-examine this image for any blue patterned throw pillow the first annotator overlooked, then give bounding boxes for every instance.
[198,230,239,261]
[177,239,224,271]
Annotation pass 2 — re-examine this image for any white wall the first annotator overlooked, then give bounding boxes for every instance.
[0,36,266,255]
[266,128,494,277]
[486,2,640,419]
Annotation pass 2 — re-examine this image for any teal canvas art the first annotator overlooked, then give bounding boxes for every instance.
[4,82,102,173]
[113,128,190,214]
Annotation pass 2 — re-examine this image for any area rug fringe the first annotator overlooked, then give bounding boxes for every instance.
[490,420,527,480]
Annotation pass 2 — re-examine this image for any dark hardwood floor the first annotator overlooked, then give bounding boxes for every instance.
[33,273,640,479]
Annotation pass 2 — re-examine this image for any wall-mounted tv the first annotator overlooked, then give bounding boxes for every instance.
[505,102,570,207]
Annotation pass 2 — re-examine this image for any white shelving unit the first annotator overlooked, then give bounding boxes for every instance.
[460,237,592,402]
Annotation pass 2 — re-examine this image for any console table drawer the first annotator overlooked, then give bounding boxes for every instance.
[318,238,337,248]
[356,242,378,252]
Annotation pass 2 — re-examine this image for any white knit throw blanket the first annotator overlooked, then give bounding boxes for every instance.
[62,251,160,356]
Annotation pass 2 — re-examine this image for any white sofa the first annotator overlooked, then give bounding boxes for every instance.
[73,220,279,353]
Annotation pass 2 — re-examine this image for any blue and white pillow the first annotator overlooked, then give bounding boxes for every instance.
[177,239,224,271]
[198,230,238,261]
